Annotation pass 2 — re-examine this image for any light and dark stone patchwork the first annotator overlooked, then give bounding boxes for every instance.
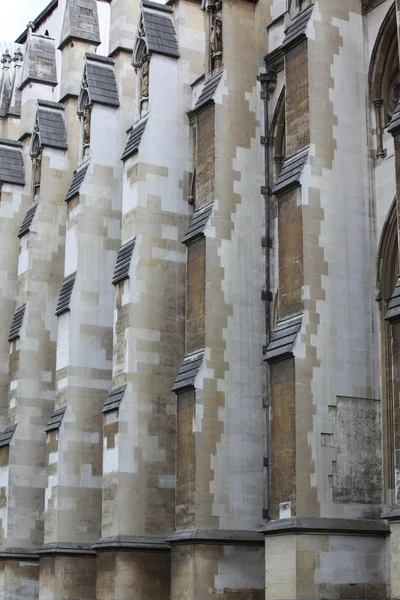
[45,407,67,433]
[37,108,68,150]
[182,202,214,245]
[8,303,26,342]
[192,72,223,114]
[172,350,205,393]
[388,98,400,136]
[121,118,148,161]
[142,9,179,58]
[386,277,400,322]
[112,239,135,285]
[59,0,101,49]
[0,424,17,447]
[18,203,38,238]
[85,55,120,108]
[21,33,57,88]
[55,272,77,316]
[272,148,308,196]
[264,313,302,363]
[281,4,314,51]
[0,143,25,186]
[102,385,127,413]
[65,163,89,202]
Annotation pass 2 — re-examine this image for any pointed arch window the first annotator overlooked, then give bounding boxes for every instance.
[133,33,150,118]
[30,133,42,199]
[78,86,92,162]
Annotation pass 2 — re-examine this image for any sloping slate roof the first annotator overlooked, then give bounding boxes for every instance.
[21,34,57,88]
[172,350,205,393]
[142,9,179,58]
[8,303,26,342]
[112,239,136,284]
[56,272,76,316]
[65,163,89,202]
[0,142,25,186]
[122,118,148,161]
[86,56,119,108]
[0,424,17,447]
[37,108,68,149]
[192,72,223,113]
[264,314,302,363]
[388,99,400,136]
[102,384,127,413]
[386,278,400,322]
[18,203,38,238]
[142,0,173,13]
[183,203,213,245]
[44,407,66,432]
[59,0,100,49]
[281,5,314,50]
[272,148,308,196]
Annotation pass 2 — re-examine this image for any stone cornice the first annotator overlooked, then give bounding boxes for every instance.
[167,529,264,546]
[260,517,389,536]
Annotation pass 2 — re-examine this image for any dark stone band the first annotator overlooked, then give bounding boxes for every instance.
[0,547,39,560]
[38,542,96,557]
[260,517,389,536]
[93,536,169,552]
[167,529,264,546]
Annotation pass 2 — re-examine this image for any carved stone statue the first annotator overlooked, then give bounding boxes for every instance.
[33,151,42,193]
[210,0,222,68]
[140,53,150,99]
[83,103,91,146]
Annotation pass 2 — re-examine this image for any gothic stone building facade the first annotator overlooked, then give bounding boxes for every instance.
[0,0,399,598]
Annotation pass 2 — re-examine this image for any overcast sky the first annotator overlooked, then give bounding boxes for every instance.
[0,0,49,43]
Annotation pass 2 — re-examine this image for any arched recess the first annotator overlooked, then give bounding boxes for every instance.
[270,86,285,180]
[368,3,399,155]
[377,198,398,504]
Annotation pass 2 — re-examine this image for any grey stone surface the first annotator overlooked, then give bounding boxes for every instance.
[17,203,38,239]
[191,72,223,114]
[142,9,179,58]
[382,503,400,521]
[281,4,314,51]
[102,384,127,413]
[112,239,136,284]
[0,142,25,186]
[20,33,57,89]
[122,118,148,161]
[260,517,389,536]
[65,162,89,202]
[264,313,302,362]
[272,147,308,196]
[55,272,76,316]
[142,0,173,14]
[0,424,17,447]
[172,350,204,392]
[85,55,119,108]
[37,107,68,150]
[8,303,26,341]
[93,536,169,551]
[59,0,100,49]
[385,277,400,321]
[38,542,95,556]
[183,202,214,245]
[167,529,264,546]
[44,407,66,432]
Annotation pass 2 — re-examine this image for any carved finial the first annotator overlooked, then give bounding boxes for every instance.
[1,50,12,68]
[27,21,35,35]
[13,49,23,66]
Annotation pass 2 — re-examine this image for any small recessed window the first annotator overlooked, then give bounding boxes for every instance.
[45,29,50,36]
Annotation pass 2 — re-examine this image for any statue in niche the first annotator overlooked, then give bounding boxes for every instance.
[83,102,91,147]
[140,52,150,99]
[210,0,222,69]
[33,151,42,195]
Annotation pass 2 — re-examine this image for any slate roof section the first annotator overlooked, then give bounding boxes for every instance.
[65,163,89,202]
[18,203,38,238]
[142,9,179,58]
[102,384,127,413]
[183,202,213,245]
[281,5,314,51]
[272,148,308,196]
[388,98,400,136]
[112,239,136,285]
[121,118,148,161]
[0,424,17,448]
[59,0,101,50]
[44,407,66,432]
[0,142,25,186]
[191,72,223,114]
[142,0,173,13]
[56,272,76,316]
[85,56,120,108]
[20,33,57,90]
[8,303,26,342]
[37,108,68,150]
[172,350,205,393]
[264,314,302,363]
[385,277,400,322]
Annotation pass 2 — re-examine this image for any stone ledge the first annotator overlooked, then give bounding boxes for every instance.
[38,542,96,557]
[260,517,389,536]
[0,547,39,560]
[93,536,169,553]
[167,529,264,546]
[382,503,400,522]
